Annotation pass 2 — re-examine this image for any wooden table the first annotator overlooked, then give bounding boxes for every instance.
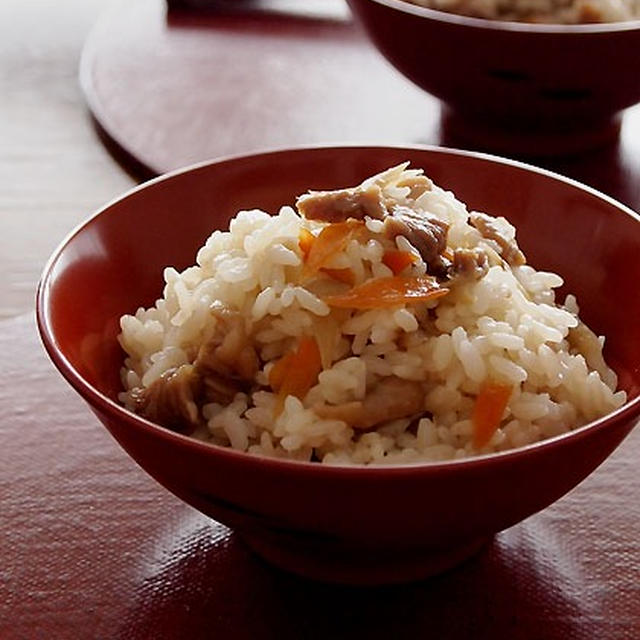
[1,1,639,638]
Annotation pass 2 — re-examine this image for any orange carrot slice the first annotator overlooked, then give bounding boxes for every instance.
[382,249,417,275]
[472,382,513,449]
[298,227,315,261]
[303,220,364,276]
[323,275,448,310]
[269,336,323,413]
[321,267,356,286]
[268,352,295,392]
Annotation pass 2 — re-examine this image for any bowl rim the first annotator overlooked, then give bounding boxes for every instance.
[357,0,640,34]
[36,142,640,477]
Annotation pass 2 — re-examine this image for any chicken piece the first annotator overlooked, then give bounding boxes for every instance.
[194,303,259,403]
[384,206,450,271]
[452,247,489,280]
[296,181,389,222]
[394,172,433,200]
[296,164,433,223]
[314,376,425,430]
[130,364,201,433]
[297,165,448,271]
[130,303,260,432]
[469,212,526,266]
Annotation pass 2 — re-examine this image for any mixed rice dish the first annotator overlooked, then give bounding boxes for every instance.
[119,165,626,465]
[402,0,640,23]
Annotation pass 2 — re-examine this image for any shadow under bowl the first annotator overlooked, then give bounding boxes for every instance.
[347,0,640,156]
[37,145,640,584]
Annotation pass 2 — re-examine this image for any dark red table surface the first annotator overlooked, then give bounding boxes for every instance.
[2,0,640,637]
[2,314,640,639]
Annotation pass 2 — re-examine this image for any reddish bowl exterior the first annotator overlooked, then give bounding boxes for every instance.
[346,1,640,152]
[37,146,640,584]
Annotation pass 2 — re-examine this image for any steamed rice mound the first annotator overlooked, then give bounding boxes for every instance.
[403,0,640,23]
[118,164,626,465]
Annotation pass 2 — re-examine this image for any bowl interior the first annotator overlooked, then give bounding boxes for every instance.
[39,145,640,413]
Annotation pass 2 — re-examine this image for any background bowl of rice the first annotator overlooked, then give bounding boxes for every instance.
[346,0,640,155]
[37,145,640,584]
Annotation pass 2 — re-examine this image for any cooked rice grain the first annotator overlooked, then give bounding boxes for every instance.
[118,164,626,465]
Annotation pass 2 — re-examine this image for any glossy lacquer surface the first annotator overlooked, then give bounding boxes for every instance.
[347,0,640,155]
[81,0,640,196]
[5,311,640,638]
[38,146,640,588]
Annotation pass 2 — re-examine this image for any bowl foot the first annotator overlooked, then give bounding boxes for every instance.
[441,108,622,158]
[239,529,491,585]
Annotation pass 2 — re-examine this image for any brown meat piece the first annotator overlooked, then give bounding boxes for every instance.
[394,172,433,200]
[130,364,201,433]
[384,206,449,270]
[195,304,259,381]
[469,212,526,266]
[130,303,260,432]
[452,247,489,280]
[296,166,433,223]
[314,376,425,430]
[192,303,259,405]
[297,167,449,272]
[296,182,389,222]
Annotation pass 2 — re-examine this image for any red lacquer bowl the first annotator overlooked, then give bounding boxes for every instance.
[37,146,640,584]
[346,0,640,155]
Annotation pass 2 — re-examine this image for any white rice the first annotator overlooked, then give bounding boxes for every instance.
[403,0,640,23]
[118,164,626,465]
